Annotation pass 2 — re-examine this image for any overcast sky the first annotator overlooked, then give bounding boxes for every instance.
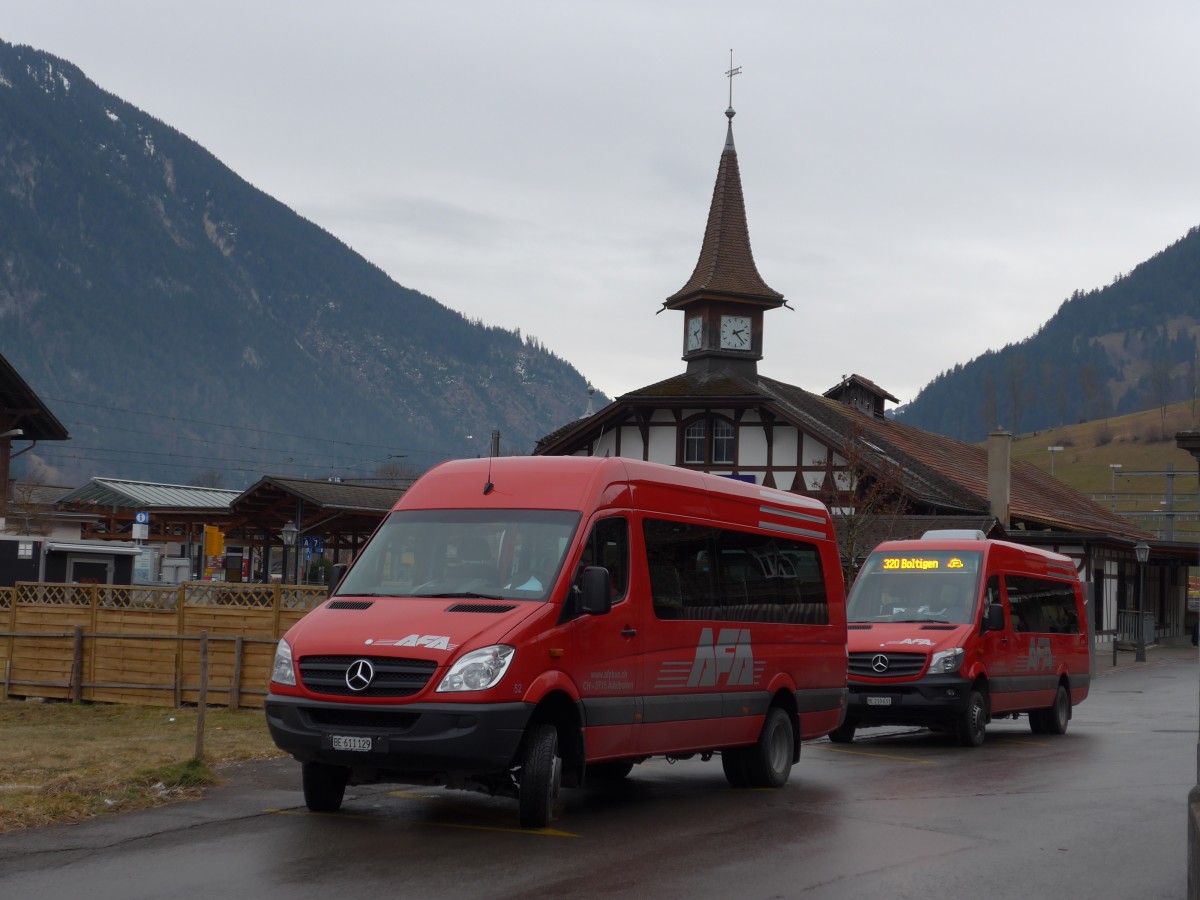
[7,2,1200,409]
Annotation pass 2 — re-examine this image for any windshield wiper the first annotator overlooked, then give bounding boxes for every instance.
[415,591,507,600]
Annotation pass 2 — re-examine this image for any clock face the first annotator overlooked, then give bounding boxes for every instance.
[686,316,703,351]
[719,315,751,350]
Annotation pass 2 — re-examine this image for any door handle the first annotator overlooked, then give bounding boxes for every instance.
[621,627,637,638]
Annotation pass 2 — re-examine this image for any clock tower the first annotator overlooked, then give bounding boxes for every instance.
[662,88,786,378]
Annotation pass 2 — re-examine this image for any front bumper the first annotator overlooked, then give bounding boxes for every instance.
[265,692,532,779]
[841,674,974,728]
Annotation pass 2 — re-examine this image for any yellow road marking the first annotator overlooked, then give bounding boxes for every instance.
[266,805,579,837]
[423,820,579,837]
[817,746,935,764]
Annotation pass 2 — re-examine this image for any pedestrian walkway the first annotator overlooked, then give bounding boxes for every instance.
[1094,637,1199,676]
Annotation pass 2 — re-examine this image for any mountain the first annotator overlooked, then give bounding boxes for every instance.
[0,41,605,488]
[894,227,1200,442]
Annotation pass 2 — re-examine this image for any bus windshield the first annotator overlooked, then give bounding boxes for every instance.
[846,550,983,624]
[335,508,581,602]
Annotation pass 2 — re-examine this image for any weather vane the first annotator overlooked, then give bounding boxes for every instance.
[725,49,741,111]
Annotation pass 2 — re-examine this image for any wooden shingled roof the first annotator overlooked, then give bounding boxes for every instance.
[227,476,411,550]
[661,117,783,309]
[535,370,1153,541]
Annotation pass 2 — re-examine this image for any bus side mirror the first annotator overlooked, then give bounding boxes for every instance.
[330,563,348,591]
[579,566,612,616]
[984,604,1005,632]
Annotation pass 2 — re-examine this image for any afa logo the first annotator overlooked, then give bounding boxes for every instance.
[365,635,457,651]
[688,627,756,687]
[1020,636,1054,672]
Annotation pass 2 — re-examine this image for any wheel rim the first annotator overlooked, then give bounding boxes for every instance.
[767,718,791,773]
[1055,689,1069,728]
[969,697,985,739]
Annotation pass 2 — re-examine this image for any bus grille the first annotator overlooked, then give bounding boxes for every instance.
[848,651,927,679]
[298,655,438,697]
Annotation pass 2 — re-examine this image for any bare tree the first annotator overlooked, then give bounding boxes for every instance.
[189,470,225,489]
[1079,363,1098,422]
[1005,354,1027,435]
[981,374,998,434]
[4,481,55,536]
[370,459,424,489]
[1147,353,1173,439]
[815,425,910,584]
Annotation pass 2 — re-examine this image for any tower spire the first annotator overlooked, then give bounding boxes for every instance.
[662,56,782,310]
[725,50,741,151]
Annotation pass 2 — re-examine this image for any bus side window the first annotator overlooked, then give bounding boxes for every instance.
[576,517,629,603]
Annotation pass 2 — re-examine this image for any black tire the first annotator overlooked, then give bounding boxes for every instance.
[956,689,987,747]
[721,748,751,787]
[586,760,634,783]
[743,707,795,788]
[302,761,349,812]
[517,723,561,828]
[828,722,856,744]
[1029,684,1071,735]
[1042,684,1071,735]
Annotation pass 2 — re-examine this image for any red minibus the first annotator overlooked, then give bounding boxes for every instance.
[266,456,847,827]
[835,530,1090,746]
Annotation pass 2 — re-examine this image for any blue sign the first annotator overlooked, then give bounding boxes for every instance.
[301,536,324,552]
[135,511,150,524]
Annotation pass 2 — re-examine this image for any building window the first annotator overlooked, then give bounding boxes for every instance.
[681,415,737,466]
[18,542,34,560]
[684,420,707,464]
[713,419,735,464]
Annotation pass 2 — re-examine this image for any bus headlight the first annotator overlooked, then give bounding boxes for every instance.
[929,648,964,674]
[271,638,296,686]
[437,645,515,692]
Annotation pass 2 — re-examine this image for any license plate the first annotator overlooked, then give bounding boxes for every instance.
[331,734,373,752]
[866,696,893,707]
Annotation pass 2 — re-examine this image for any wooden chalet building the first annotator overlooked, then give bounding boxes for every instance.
[535,101,1194,644]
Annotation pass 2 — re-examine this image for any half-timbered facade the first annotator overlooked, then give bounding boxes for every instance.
[534,101,1196,645]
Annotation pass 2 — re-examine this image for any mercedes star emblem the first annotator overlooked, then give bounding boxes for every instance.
[345,658,375,691]
[871,654,889,673]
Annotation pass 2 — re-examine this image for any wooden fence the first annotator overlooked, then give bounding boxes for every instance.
[0,581,327,709]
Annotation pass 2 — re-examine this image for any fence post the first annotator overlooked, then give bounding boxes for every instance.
[271,583,282,639]
[229,635,244,709]
[194,630,208,760]
[70,625,84,703]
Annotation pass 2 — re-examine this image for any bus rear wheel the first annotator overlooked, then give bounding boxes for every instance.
[1030,684,1070,735]
[828,722,856,744]
[743,707,795,788]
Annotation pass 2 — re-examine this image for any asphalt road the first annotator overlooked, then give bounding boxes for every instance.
[2,654,1196,900]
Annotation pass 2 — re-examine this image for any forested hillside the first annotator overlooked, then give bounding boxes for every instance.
[895,227,1200,441]
[0,41,605,487]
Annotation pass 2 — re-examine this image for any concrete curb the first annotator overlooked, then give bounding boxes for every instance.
[1093,641,1198,677]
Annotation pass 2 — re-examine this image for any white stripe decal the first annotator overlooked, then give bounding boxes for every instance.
[758,520,828,540]
[760,504,827,525]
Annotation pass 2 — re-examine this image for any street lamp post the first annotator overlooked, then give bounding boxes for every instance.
[281,520,298,585]
[1047,445,1063,476]
[1134,541,1149,663]
[1109,463,1123,511]
[1172,431,1200,899]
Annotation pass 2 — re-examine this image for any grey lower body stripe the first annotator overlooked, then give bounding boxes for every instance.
[582,696,640,728]
[796,686,846,713]
[990,673,1086,694]
[582,687,844,728]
